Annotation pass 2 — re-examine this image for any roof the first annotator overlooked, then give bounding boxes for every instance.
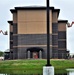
[15,6,54,10]
[58,20,68,23]
[8,21,13,25]
[10,6,60,17]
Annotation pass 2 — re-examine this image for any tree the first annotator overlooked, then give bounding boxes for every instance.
[0,51,3,56]
[72,55,74,58]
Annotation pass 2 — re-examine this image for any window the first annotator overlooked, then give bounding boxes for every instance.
[58,31,66,39]
[58,41,66,48]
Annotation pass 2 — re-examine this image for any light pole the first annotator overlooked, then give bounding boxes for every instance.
[0,30,8,35]
[46,0,51,66]
[43,0,54,75]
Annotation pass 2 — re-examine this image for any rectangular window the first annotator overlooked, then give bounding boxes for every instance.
[58,41,66,48]
[52,35,58,45]
[58,31,66,39]
[52,23,58,33]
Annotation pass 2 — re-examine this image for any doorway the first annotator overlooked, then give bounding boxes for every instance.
[33,52,38,59]
[27,47,43,59]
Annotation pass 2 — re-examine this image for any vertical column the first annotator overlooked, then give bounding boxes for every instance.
[39,50,42,59]
[28,51,30,59]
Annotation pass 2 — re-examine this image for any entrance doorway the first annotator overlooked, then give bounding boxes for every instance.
[33,52,38,59]
[27,47,43,59]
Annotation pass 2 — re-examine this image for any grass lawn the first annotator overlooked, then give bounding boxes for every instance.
[0,59,74,74]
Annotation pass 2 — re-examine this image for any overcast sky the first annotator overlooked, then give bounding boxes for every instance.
[0,0,74,54]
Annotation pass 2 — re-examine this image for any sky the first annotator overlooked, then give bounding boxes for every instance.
[0,0,74,54]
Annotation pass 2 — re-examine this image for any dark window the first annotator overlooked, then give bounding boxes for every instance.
[58,41,66,48]
[10,43,13,49]
[10,32,13,40]
[50,34,52,45]
[58,50,66,59]
[58,31,66,39]
[52,23,58,33]
[13,48,18,59]
[13,35,18,46]
[18,34,47,45]
[52,47,58,53]
[52,47,58,58]
[52,35,58,45]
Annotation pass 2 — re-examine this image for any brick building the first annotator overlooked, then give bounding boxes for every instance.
[8,6,69,59]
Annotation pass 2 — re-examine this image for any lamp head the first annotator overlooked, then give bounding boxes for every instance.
[4,31,8,35]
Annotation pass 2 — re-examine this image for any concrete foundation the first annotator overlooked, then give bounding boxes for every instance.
[43,66,54,75]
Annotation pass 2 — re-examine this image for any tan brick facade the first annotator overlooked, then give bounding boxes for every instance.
[7,7,69,59]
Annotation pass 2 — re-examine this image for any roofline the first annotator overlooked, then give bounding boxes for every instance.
[52,9,60,17]
[10,6,60,16]
[8,21,13,25]
[58,20,68,23]
[10,6,54,13]
[15,6,54,10]
[10,9,17,13]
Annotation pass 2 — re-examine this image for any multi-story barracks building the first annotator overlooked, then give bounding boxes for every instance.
[8,6,69,59]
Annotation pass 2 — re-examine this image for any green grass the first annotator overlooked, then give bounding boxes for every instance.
[0,59,74,74]
[51,59,74,69]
